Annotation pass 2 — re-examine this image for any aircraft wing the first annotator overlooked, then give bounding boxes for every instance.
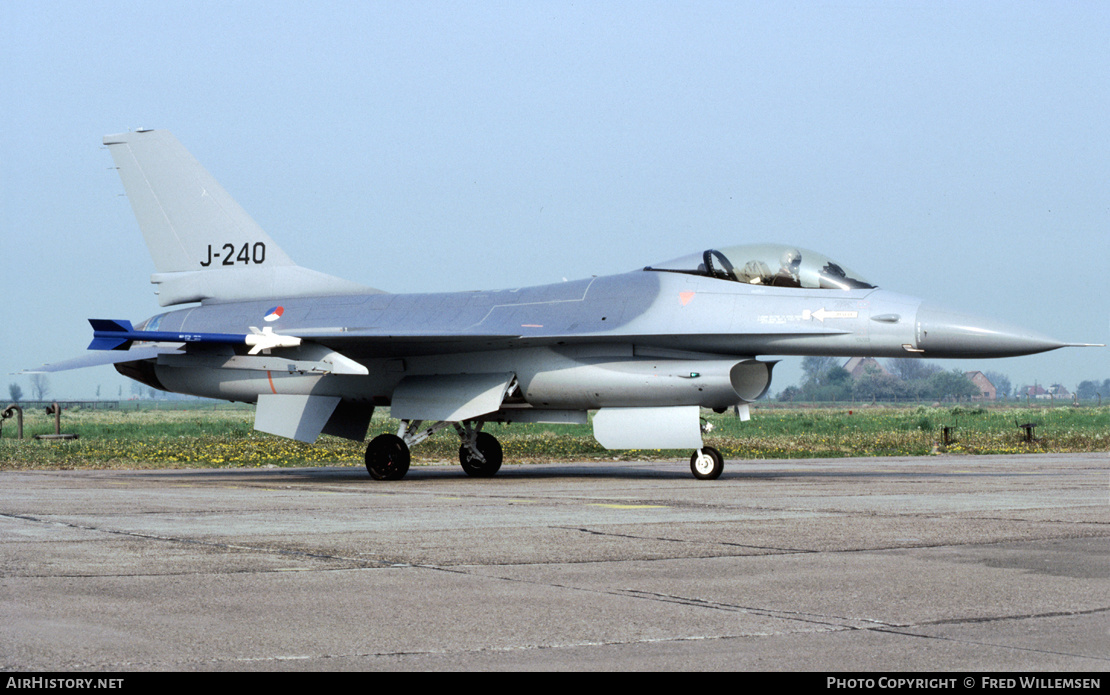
[270,328,527,358]
[77,306,852,364]
[289,326,849,358]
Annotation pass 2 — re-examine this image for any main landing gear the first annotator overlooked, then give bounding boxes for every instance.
[364,420,724,481]
[364,433,410,480]
[364,419,503,481]
[458,430,502,478]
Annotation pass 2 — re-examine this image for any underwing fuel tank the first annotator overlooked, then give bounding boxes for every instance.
[520,357,775,410]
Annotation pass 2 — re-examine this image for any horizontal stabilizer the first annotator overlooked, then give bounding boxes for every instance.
[21,346,182,374]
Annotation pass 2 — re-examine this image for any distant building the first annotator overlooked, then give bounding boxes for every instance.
[964,371,997,400]
[844,357,890,379]
[1019,384,1071,400]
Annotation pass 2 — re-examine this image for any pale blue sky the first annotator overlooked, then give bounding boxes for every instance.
[3,1,1106,400]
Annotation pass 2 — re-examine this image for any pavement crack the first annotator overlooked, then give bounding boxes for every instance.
[867,625,1110,663]
[916,605,1110,627]
[559,525,814,554]
[617,589,1110,663]
[618,589,884,630]
[0,511,384,569]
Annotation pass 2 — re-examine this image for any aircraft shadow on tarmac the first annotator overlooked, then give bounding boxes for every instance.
[107,461,1008,484]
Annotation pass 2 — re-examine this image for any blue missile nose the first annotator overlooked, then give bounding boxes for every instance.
[915,303,1069,358]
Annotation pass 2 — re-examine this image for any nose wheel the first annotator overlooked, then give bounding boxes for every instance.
[690,446,724,480]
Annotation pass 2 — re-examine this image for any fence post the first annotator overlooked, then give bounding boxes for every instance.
[1,405,23,439]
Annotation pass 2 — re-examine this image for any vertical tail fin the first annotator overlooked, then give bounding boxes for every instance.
[104,129,376,306]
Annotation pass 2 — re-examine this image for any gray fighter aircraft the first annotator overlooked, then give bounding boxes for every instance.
[35,130,1096,480]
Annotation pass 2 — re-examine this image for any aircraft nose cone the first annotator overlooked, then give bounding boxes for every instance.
[915,303,1068,358]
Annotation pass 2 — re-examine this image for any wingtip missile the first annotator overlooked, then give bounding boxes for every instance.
[87,319,135,350]
[87,319,301,354]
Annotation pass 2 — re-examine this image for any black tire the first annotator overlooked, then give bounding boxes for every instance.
[690,446,724,480]
[459,432,503,478]
[365,434,410,480]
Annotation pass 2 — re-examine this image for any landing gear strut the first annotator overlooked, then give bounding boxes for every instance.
[690,446,724,480]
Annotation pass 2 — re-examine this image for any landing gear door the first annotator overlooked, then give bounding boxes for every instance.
[391,373,517,422]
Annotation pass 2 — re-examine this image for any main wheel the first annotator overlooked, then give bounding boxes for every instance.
[459,432,503,478]
[365,434,411,480]
[690,446,724,480]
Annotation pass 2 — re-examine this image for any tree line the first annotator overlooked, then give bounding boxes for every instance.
[778,356,1054,403]
[1076,380,1110,401]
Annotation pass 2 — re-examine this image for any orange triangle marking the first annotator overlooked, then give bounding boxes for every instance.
[679,291,695,306]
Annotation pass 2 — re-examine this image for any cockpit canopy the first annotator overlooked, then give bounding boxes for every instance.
[645,244,875,291]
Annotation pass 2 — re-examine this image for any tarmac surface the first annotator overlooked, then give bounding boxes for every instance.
[1,452,1107,671]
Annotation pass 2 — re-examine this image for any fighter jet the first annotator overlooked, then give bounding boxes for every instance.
[35,130,1097,480]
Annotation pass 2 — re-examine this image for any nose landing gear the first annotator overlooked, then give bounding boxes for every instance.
[690,446,724,480]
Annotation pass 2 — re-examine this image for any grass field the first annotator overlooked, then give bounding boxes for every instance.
[0,402,1106,470]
